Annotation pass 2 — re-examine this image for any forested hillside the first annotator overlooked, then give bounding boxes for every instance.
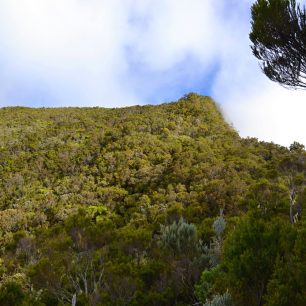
[0,93,305,306]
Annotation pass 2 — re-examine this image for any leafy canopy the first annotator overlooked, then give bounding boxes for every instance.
[250,0,306,89]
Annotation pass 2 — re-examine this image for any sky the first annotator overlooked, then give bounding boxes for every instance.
[0,0,306,146]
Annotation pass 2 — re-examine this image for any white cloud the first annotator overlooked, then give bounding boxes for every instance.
[227,86,306,146]
[0,0,305,145]
[211,0,306,147]
[0,0,137,106]
[0,0,225,106]
[127,0,221,70]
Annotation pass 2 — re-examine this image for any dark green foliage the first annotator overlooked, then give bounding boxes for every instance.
[222,214,296,306]
[195,266,225,303]
[264,220,306,306]
[290,141,305,152]
[0,281,41,306]
[0,282,25,306]
[250,0,306,89]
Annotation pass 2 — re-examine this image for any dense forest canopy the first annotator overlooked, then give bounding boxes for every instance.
[0,93,305,305]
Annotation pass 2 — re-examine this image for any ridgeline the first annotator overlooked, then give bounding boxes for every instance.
[0,93,305,305]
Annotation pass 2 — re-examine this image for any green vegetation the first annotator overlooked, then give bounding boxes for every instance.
[0,93,305,305]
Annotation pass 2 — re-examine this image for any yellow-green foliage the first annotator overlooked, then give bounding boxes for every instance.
[0,93,305,305]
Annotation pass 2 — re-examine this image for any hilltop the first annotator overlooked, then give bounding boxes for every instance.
[0,93,241,229]
[0,93,305,306]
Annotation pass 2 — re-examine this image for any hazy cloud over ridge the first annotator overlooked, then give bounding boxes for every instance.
[0,0,305,146]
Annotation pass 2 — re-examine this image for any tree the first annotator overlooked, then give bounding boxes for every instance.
[223,214,294,306]
[159,218,209,303]
[0,282,25,306]
[0,281,40,306]
[264,219,306,306]
[278,147,306,224]
[160,218,200,257]
[250,0,306,89]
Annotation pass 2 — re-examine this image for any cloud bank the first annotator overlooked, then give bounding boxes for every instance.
[0,0,305,146]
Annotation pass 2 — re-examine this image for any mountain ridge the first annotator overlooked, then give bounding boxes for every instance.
[0,93,305,305]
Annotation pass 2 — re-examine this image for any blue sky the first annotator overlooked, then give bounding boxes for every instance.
[0,0,306,146]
